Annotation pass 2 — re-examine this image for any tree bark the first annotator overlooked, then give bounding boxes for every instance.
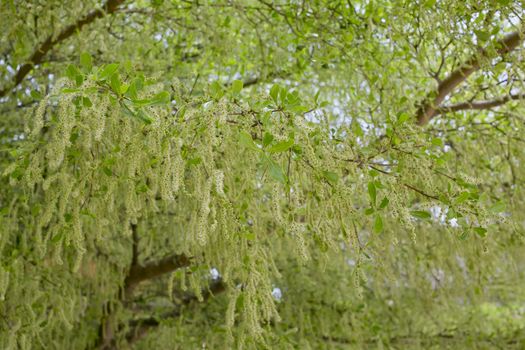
[433,93,525,116]
[416,28,524,126]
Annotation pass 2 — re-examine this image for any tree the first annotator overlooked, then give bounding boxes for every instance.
[1,1,524,349]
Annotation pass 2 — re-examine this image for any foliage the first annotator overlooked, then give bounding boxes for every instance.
[1,1,525,349]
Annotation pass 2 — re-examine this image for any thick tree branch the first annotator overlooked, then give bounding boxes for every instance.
[124,253,192,296]
[130,224,139,267]
[0,0,125,98]
[434,92,525,116]
[416,27,525,126]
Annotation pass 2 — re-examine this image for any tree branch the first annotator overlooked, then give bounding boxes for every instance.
[124,253,192,296]
[416,27,525,126]
[0,0,125,98]
[130,223,139,267]
[433,92,525,116]
[403,183,440,201]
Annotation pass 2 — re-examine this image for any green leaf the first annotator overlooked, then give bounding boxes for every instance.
[239,131,259,152]
[475,30,491,42]
[368,182,376,205]
[131,98,152,107]
[397,112,410,124]
[268,139,294,153]
[126,77,143,100]
[322,171,339,185]
[110,73,121,95]
[98,63,119,81]
[369,169,379,177]
[30,90,42,100]
[473,227,487,237]
[51,231,64,244]
[424,0,437,7]
[66,64,81,81]
[236,293,244,310]
[411,210,431,220]
[119,83,129,95]
[270,84,280,103]
[268,160,286,184]
[262,132,274,147]
[373,215,383,233]
[75,74,84,87]
[187,157,202,166]
[61,88,80,94]
[64,64,84,87]
[353,121,364,137]
[379,197,389,209]
[135,109,153,124]
[314,89,321,104]
[431,138,443,147]
[175,106,186,121]
[283,90,301,110]
[292,145,302,155]
[209,81,224,100]
[149,91,170,106]
[365,208,375,215]
[80,52,92,72]
[231,79,243,95]
[82,96,92,107]
[455,191,471,204]
[132,91,170,107]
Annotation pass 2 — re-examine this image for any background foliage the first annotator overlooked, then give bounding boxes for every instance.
[1,1,525,349]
